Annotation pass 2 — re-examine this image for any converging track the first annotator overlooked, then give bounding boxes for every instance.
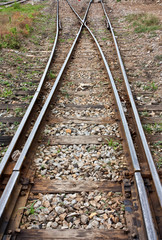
[0,0,161,239]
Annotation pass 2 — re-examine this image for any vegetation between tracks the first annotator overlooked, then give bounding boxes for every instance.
[0,2,44,48]
[0,0,56,162]
[125,13,161,33]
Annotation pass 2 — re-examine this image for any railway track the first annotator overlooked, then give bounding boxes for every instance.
[0,0,28,7]
[0,0,161,239]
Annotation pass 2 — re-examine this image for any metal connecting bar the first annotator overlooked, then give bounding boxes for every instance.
[101,0,162,208]
[135,172,158,240]
[0,0,59,177]
[0,0,92,220]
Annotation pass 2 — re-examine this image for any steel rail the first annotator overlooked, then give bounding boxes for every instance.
[0,0,27,6]
[65,1,158,239]
[0,0,59,177]
[0,0,92,223]
[135,172,158,240]
[101,0,162,208]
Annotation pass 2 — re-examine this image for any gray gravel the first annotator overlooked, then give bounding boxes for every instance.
[44,123,120,137]
[52,107,115,118]
[34,144,127,181]
[20,191,126,230]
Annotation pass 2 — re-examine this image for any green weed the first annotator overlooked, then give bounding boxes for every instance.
[1,31,20,49]
[60,89,69,98]
[125,13,161,33]
[87,146,96,152]
[16,56,23,63]
[143,82,158,91]
[101,37,108,41]
[143,124,153,134]
[21,95,33,101]
[67,38,74,42]
[153,141,162,148]
[21,86,28,91]
[0,3,44,15]
[143,123,162,134]
[115,78,122,83]
[0,80,12,87]
[15,108,24,116]
[66,82,73,86]
[14,121,19,126]
[157,158,162,169]
[49,71,56,79]
[0,89,12,98]
[13,2,21,10]
[106,139,121,150]
[155,55,162,61]
[140,111,149,117]
[41,165,45,170]
[148,32,157,38]
[6,73,12,79]
[121,204,125,211]
[59,39,65,43]
[19,200,44,215]
[0,3,44,49]
[21,82,34,86]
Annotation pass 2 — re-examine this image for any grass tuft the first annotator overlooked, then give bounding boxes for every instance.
[125,13,161,33]
[0,3,44,49]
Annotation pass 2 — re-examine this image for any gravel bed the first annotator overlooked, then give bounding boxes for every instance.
[43,123,120,137]
[57,81,113,105]
[34,144,127,181]
[60,94,113,106]
[0,122,18,136]
[0,110,24,137]
[20,191,126,230]
[52,107,115,118]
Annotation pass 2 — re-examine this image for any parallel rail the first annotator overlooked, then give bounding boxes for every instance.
[0,0,28,6]
[0,0,161,239]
